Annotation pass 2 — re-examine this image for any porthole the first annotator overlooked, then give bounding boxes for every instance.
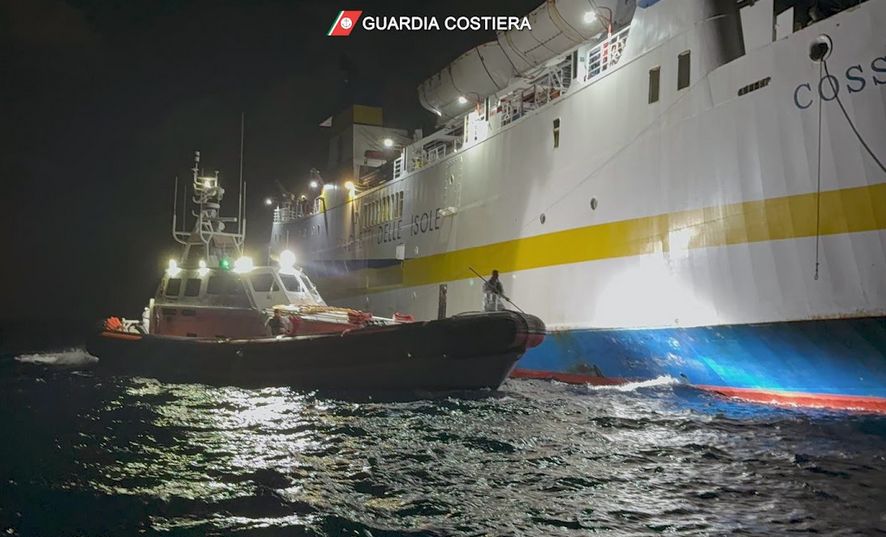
[540,213,546,224]
[809,34,832,62]
[590,198,598,210]
[449,174,455,184]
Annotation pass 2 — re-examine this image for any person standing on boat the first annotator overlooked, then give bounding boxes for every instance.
[483,270,505,312]
[266,309,291,336]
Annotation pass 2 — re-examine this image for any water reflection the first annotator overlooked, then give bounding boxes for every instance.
[4,363,886,535]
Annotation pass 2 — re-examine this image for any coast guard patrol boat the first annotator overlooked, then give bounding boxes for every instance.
[88,152,545,389]
[271,0,886,410]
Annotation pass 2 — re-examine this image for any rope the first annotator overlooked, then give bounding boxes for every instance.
[814,57,886,279]
[822,59,886,173]
[814,61,823,281]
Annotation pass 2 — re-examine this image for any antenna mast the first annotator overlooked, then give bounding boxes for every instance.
[238,113,245,236]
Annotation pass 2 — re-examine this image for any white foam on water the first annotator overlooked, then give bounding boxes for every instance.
[15,348,98,366]
[587,375,683,392]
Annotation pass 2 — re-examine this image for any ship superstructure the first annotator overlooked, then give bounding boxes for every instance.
[271,0,886,410]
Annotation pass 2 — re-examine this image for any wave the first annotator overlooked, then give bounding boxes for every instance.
[15,348,98,367]
[587,375,683,392]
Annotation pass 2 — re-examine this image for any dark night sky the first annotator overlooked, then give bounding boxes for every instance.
[0,0,539,321]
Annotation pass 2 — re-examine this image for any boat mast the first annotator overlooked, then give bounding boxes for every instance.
[172,149,245,266]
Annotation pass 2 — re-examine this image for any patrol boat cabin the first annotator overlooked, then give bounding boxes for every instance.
[145,152,391,339]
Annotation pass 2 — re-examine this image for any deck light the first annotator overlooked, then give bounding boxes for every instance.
[264,197,274,206]
[583,10,597,24]
[198,259,209,277]
[309,180,319,189]
[344,180,355,191]
[233,256,254,274]
[279,249,296,270]
[167,259,181,277]
[458,95,468,105]
[383,138,394,148]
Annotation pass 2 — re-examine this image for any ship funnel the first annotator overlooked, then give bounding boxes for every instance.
[418,0,634,122]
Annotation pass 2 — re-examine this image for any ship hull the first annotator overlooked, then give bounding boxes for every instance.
[87,311,545,391]
[515,316,886,412]
[271,2,886,411]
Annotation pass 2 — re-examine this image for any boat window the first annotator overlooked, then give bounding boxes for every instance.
[677,51,690,90]
[184,278,201,297]
[553,118,560,148]
[207,275,246,297]
[165,278,182,296]
[648,66,660,103]
[250,273,275,293]
[206,276,225,294]
[279,273,304,293]
[299,273,324,303]
[226,278,247,297]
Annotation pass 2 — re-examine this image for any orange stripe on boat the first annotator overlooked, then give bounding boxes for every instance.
[101,331,143,341]
[511,369,886,413]
[695,385,886,413]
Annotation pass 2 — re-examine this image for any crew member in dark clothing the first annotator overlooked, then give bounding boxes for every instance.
[266,309,291,336]
[483,270,506,312]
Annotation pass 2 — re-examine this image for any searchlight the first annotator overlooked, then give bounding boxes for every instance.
[167,259,182,277]
[233,256,254,274]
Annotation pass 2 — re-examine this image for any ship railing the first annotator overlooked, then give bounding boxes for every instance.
[394,136,463,179]
[274,206,294,223]
[584,26,630,82]
[273,202,314,223]
[496,55,573,129]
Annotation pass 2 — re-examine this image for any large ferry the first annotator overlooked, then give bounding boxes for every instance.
[270,0,886,411]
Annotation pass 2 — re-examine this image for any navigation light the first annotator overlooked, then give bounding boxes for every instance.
[458,96,468,105]
[198,259,209,277]
[383,138,394,148]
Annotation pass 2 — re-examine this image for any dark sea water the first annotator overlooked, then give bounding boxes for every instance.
[2,333,886,535]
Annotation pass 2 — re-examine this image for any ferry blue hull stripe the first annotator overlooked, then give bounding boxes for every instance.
[518,317,886,399]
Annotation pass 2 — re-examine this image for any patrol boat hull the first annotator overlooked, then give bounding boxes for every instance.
[87,311,545,390]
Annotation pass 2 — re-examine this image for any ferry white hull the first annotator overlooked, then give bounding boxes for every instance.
[272,0,886,410]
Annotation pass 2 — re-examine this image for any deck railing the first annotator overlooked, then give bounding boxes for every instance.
[584,26,630,82]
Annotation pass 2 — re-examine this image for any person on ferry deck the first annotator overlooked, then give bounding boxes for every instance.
[266,309,291,336]
[483,270,505,312]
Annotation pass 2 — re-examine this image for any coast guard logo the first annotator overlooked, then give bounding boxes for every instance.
[328,10,362,36]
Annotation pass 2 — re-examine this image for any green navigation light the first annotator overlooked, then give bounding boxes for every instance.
[219,258,231,271]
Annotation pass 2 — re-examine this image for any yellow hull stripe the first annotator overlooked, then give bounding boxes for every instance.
[319,183,886,297]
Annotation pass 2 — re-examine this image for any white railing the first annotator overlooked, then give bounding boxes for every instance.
[498,55,573,128]
[273,200,316,223]
[585,26,630,81]
[273,206,294,223]
[366,28,630,188]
